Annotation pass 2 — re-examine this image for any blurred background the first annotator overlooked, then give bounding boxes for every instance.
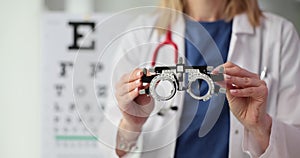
[0,0,299,158]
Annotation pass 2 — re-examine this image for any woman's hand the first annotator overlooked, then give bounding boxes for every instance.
[115,68,154,132]
[223,62,272,152]
[115,68,154,156]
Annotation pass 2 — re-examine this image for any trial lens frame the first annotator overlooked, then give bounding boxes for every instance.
[139,58,225,101]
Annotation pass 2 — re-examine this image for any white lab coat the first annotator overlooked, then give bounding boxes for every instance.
[98,12,300,158]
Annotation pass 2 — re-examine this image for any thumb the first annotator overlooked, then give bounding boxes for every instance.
[226,89,235,105]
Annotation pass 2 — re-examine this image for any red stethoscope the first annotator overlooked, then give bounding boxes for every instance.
[151,28,178,67]
[148,28,180,115]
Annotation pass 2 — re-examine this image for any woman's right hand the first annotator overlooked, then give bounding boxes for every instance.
[115,68,154,132]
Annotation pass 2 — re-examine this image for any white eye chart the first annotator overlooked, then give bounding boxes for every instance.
[41,12,124,158]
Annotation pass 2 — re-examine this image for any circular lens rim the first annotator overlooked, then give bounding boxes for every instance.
[187,72,214,101]
[149,73,177,101]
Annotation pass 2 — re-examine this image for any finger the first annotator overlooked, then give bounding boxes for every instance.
[223,62,241,69]
[229,85,268,98]
[225,67,258,79]
[216,74,239,89]
[115,68,143,89]
[117,79,142,97]
[119,88,140,105]
[223,62,258,79]
[224,82,237,89]
[120,68,144,84]
[225,75,265,88]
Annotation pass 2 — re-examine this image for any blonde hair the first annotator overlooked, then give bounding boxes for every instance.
[157,0,262,33]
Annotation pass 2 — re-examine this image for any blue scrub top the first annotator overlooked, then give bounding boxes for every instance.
[174,19,232,158]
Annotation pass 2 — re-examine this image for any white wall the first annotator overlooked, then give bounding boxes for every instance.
[0,0,41,158]
[45,0,300,31]
[95,0,159,12]
[44,0,160,12]
[259,0,300,32]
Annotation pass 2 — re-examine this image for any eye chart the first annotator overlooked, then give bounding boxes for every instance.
[41,12,126,158]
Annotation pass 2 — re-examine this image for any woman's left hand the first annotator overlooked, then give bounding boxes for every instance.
[223,62,272,152]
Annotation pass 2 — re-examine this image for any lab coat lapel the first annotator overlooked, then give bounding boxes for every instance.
[227,13,259,72]
[227,13,263,158]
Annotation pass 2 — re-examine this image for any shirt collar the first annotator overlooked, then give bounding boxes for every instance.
[232,13,255,34]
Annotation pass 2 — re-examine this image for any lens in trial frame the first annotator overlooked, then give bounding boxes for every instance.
[150,73,177,101]
[187,73,214,101]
